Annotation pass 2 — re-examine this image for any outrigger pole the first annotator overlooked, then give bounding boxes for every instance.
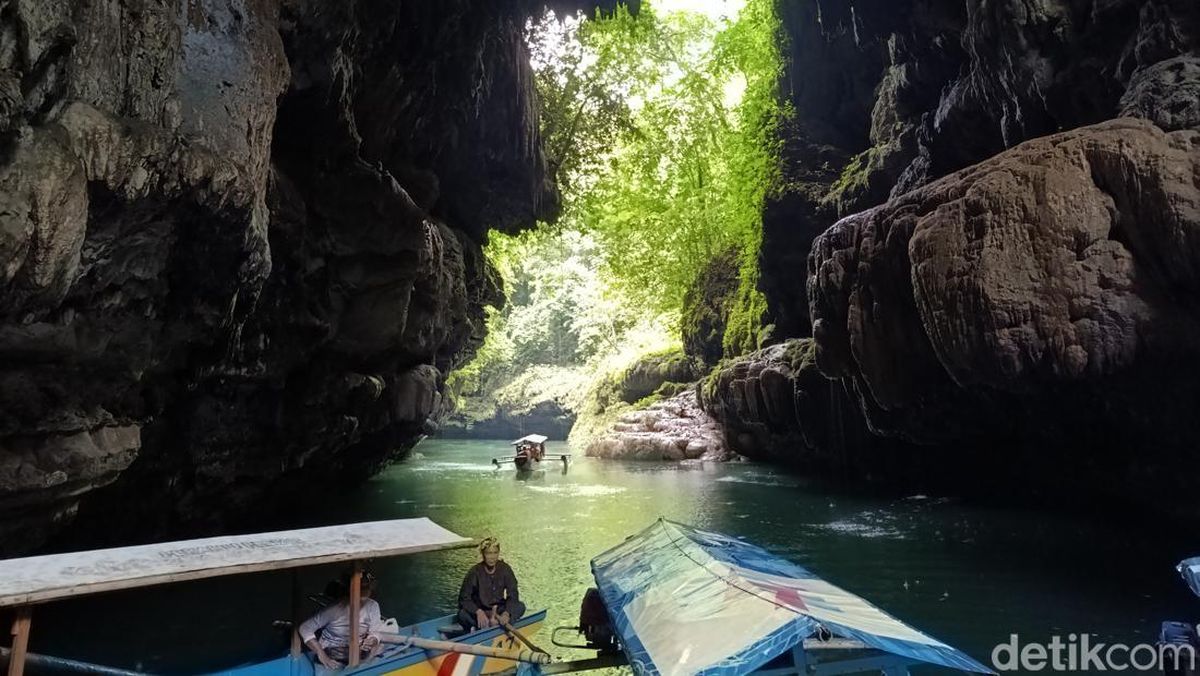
[379,633,553,665]
[0,647,154,676]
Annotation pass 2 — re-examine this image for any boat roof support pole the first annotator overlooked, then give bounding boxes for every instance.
[792,643,809,674]
[6,606,31,676]
[290,571,302,658]
[348,561,362,667]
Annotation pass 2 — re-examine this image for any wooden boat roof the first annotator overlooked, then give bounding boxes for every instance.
[511,434,548,445]
[0,518,473,607]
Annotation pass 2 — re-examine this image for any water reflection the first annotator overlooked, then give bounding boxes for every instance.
[28,438,1199,674]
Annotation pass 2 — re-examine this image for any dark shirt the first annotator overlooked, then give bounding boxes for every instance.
[458,561,520,615]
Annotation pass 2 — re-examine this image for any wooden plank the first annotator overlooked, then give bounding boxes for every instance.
[7,607,31,676]
[348,563,362,667]
[0,518,473,608]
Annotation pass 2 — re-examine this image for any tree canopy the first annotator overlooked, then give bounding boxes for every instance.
[448,0,783,428]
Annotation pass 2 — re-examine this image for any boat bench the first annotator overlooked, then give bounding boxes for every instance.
[437,623,470,639]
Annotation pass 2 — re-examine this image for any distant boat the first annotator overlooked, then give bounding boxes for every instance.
[0,519,550,676]
[492,434,569,472]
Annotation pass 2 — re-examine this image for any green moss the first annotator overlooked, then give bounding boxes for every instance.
[681,247,741,365]
[568,348,701,448]
[779,337,817,372]
[830,149,872,198]
[722,251,770,358]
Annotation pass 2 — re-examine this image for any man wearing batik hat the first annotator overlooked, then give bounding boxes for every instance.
[457,537,526,631]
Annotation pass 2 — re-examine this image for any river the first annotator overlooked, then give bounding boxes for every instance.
[29,439,1200,674]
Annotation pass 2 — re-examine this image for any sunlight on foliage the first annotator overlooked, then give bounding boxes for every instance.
[448,0,783,433]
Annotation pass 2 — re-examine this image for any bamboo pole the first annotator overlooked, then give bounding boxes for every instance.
[7,607,31,676]
[348,563,362,667]
[290,571,302,658]
[378,633,552,664]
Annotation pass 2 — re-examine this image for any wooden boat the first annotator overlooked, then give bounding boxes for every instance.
[539,519,996,676]
[213,610,547,676]
[0,518,549,676]
[492,435,568,472]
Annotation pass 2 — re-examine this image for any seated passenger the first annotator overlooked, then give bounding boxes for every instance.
[299,570,385,668]
[457,537,526,630]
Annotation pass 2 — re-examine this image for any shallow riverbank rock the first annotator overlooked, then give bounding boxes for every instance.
[585,390,733,462]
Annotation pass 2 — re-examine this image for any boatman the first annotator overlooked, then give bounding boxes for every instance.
[299,570,386,668]
[458,536,526,630]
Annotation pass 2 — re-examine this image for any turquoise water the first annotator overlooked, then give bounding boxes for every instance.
[28,439,1200,674]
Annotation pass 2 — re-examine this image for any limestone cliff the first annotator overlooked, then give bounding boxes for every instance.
[705,0,1200,511]
[0,0,604,554]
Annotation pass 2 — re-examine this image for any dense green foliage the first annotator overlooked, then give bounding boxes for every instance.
[447,0,784,439]
[533,0,784,317]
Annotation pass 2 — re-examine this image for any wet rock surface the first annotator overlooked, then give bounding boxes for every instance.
[809,120,1200,452]
[716,0,1200,513]
[585,390,732,462]
[0,0,604,553]
[759,0,1200,337]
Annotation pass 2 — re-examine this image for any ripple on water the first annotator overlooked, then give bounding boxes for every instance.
[817,519,906,539]
[525,484,626,497]
[714,474,799,488]
[407,462,498,473]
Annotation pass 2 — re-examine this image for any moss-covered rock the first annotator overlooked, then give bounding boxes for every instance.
[698,338,892,468]
[585,390,733,462]
[568,347,703,448]
[616,348,700,403]
[681,248,741,366]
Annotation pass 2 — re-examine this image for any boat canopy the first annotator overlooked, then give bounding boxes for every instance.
[511,434,548,445]
[591,519,994,676]
[0,517,472,608]
[1178,557,1200,598]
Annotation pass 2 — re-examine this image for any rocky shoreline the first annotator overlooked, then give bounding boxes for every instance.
[584,390,734,462]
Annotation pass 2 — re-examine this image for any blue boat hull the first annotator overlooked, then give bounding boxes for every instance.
[209,610,547,676]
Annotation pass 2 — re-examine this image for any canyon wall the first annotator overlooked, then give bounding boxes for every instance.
[0,0,607,553]
[704,0,1200,511]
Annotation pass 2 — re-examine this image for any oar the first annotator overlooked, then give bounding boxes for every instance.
[378,632,551,665]
[500,620,548,655]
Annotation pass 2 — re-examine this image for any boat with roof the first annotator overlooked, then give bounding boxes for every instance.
[535,518,995,676]
[0,518,549,676]
[0,517,995,676]
[491,435,569,472]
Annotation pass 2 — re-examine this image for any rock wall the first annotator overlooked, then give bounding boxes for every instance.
[760,0,1200,337]
[808,119,1200,508]
[681,247,741,367]
[0,0,596,553]
[724,0,1200,511]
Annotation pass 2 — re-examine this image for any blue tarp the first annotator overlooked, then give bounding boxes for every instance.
[591,519,994,676]
[1179,557,1200,598]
